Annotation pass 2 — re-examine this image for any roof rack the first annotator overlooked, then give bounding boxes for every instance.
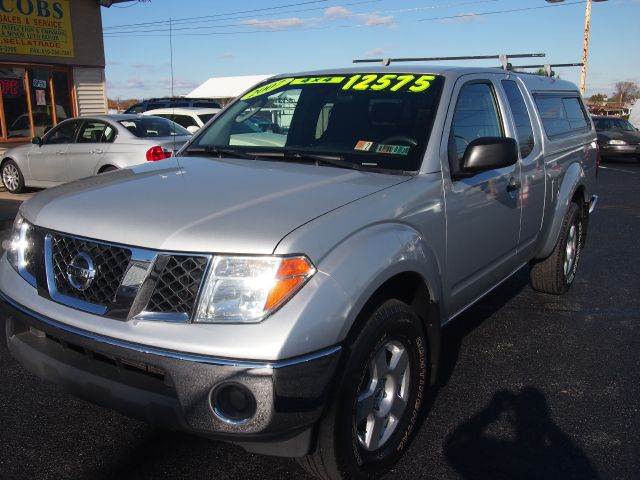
[510,62,584,77]
[352,53,546,70]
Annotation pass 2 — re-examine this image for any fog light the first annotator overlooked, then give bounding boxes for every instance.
[211,383,256,424]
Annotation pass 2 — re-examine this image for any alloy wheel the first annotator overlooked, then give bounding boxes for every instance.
[564,222,579,282]
[355,339,411,451]
[2,164,19,192]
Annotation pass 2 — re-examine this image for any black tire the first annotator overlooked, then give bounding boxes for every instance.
[298,299,429,479]
[1,159,25,194]
[99,165,117,173]
[530,202,584,295]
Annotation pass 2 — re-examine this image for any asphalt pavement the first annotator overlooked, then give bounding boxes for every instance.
[0,160,639,479]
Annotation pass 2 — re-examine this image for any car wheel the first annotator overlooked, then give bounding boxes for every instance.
[1,160,25,194]
[298,299,429,480]
[530,202,584,294]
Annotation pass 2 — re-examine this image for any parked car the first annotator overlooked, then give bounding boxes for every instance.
[124,97,222,114]
[143,107,221,134]
[1,67,597,479]
[1,114,191,193]
[592,115,640,161]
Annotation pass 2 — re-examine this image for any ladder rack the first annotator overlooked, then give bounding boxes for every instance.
[510,62,584,77]
[352,53,546,70]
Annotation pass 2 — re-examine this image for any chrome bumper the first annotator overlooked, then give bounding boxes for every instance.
[1,290,341,457]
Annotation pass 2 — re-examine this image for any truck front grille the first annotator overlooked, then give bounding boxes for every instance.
[21,227,209,322]
[50,233,132,306]
[146,255,208,317]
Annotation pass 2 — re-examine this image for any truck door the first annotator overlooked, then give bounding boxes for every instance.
[442,75,523,317]
[499,78,545,253]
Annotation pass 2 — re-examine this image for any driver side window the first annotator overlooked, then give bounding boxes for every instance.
[44,121,79,145]
[449,82,503,171]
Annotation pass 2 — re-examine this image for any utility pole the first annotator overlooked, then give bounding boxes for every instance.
[546,0,607,95]
[579,0,592,95]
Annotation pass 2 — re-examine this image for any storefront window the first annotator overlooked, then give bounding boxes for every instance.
[0,67,30,138]
[52,71,72,122]
[29,68,54,136]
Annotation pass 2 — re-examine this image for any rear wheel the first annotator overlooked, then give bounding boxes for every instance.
[298,299,429,479]
[530,202,584,294]
[1,160,25,194]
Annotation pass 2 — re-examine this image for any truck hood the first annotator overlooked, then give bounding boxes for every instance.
[22,156,408,254]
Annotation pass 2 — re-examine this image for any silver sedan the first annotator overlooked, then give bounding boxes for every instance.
[1,114,192,194]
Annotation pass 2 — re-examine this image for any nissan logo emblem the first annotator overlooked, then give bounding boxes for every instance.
[67,252,96,291]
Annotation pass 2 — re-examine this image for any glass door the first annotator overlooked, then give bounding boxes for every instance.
[0,67,31,139]
[28,68,54,137]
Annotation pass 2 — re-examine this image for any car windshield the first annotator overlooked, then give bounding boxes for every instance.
[613,119,635,131]
[595,118,636,131]
[118,117,190,137]
[185,73,444,171]
[198,113,216,124]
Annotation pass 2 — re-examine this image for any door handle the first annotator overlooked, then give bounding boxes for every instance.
[91,149,104,155]
[506,178,521,193]
[55,151,65,155]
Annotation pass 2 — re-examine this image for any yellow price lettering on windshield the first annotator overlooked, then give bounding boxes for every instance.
[241,78,294,100]
[341,73,432,93]
[242,73,436,100]
[291,76,345,85]
[409,75,436,92]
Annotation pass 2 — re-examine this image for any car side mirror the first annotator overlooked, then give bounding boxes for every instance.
[186,125,200,134]
[459,137,518,175]
[31,136,42,146]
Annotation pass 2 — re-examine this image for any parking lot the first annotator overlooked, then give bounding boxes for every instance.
[0,159,638,480]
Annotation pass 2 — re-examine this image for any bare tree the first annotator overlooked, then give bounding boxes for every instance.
[612,81,640,105]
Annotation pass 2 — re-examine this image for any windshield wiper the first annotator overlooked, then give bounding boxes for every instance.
[263,149,365,172]
[184,146,258,160]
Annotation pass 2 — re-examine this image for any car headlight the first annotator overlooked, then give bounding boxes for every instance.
[194,255,316,323]
[608,139,627,145]
[5,213,31,273]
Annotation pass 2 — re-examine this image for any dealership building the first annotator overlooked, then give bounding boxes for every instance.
[0,0,126,145]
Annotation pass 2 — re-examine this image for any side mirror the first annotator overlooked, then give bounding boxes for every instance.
[186,125,200,134]
[460,137,518,175]
[31,136,42,146]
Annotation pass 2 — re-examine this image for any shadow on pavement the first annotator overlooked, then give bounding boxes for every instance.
[444,387,600,480]
[437,269,528,387]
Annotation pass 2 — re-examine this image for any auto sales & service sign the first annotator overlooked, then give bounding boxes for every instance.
[0,0,73,58]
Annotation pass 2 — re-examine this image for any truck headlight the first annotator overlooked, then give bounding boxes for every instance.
[608,139,627,145]
[194,255,315,323]
[5,213,31,273]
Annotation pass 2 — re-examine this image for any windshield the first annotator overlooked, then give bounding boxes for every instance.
[594,118,636,132]
[185,73,444,171]
[119,117,191,137]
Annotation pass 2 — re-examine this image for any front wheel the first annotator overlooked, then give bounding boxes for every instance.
[1,160,25,194]
[298,299,429,479]
[530,202,584,294]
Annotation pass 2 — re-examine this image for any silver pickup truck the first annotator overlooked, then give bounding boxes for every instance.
[1,66,597,479]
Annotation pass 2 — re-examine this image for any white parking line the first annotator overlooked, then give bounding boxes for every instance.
[600,166,639,174]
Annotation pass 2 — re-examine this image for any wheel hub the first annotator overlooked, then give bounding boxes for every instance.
[355,339,411,451]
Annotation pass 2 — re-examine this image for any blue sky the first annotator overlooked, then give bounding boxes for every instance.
[102,0,640,99]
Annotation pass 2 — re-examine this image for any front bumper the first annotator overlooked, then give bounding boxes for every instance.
[1,291,341,457]
[600,144,640,156]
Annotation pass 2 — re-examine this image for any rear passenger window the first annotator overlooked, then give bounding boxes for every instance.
[562,98,588,130]
[450,82,503,164]
[501,80,535,158]
[534,94,589,138]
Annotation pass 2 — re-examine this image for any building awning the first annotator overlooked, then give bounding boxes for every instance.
[186,75,274,100]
